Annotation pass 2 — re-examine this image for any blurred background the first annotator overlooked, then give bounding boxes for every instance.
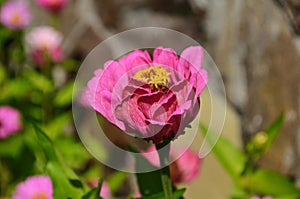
[53,0,299,197]
[1,0,300,198]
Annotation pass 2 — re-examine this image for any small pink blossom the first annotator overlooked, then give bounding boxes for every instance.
[0,0,31,30]
[12,175,53,199]
[250,196,274,199]
[26,26,63,66]
[35,0,68,13]
[142,146,201,184]
[0,106,22,139]
[85,46,208,144]
[88,179,112,198]
[134,191,142,198]
[100,182,111,198]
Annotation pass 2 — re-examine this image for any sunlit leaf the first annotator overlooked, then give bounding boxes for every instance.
[246,114,284,159]
[24,70,54,93]
[34,125,86,198]
[199,124,247,182]
[43,112,72,139]
[54,81,74,107]
[54,136,90,170]
[1,78,31,100]
[243,169,300,197]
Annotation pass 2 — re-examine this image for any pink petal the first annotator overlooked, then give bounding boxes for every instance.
[118,50,151,72]
[153,47,178,69]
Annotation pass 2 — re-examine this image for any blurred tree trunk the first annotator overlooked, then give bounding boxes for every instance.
[206,0,300,181]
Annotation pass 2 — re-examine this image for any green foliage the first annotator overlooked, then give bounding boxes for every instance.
[82,179,103,199]
[200,114,300,199]
[54,81,74,107]
[200,124,247,183]
[34,125,86,199]
[243,169,300,197]
[106,171,128,193]
[246,114,284,159]
[24,70,54,93]
[136,188,186,199]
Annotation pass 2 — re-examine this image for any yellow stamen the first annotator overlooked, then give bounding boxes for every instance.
[11,12,21,26]
[31,192,48,199]
[133,65,170,90]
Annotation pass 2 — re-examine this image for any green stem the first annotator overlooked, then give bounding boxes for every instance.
[156,141,172,199]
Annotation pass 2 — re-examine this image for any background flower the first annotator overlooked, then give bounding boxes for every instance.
[86,46,208,144]
[141,145,202,184]
[0,106,22,139]
[0,0,31,30]
[35,0,68,13]
[88,179,112,198]
[26,26,63,66]
[12,175,53,199]
[250,196,274,199]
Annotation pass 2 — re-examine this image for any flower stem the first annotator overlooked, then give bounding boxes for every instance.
[155,141,172,199]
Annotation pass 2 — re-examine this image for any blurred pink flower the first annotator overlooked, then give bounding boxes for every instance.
[26,26,63,66]
[85,46,208,144]
[0,106,22,139]
[142,145,201,184]
[134,191,142,198]
[250,196,274,199]
[35,0,68,13]
[12,175,53,199]
[88,179,111,198]
[170,147,201,183]
[100,182,111,198]
[0,0,31,30]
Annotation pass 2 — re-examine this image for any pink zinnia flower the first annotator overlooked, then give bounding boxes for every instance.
[85,46,208,144]
[35,0,68,13]
[0,106,22,139]
[142,146,201,184]
[26,26,63,66]
[0,0,31,30]
[12,175,53,199]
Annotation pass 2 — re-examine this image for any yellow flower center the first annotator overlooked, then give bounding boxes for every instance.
[11,12,21,25]
[31,192,48,199]
[133,65,170,91]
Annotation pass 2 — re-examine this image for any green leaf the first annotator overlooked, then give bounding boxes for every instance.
[137,188,186,199]
[82,189,102,199]
[0,134,24,157]
[61,59,80,72]
[24,70,54,93]
[199,124,247,182]
[54,136,90,170]
[106,172,127,193]
[46,162,83,199]
[243,169,300,197]
[43,112,72,139]
[54,81,74,107]
[246,114,284,158]
[34,125,86,199]
[82,179,103,199]
[34,125,58,162]
[1,78,31,100]
[0,64,6,84]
